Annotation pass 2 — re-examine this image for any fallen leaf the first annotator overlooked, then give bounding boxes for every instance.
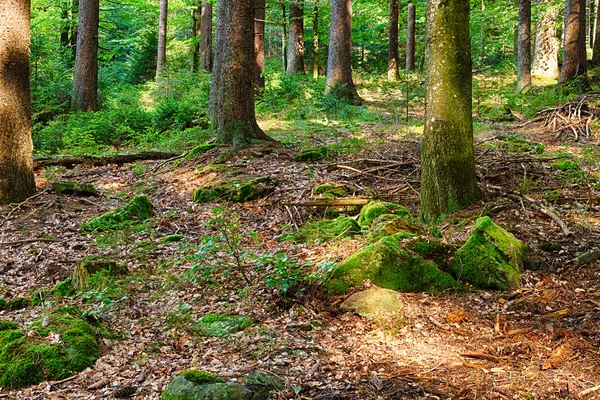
[544,309,570,319]
[542,344,574,370]
[446,310,468,324]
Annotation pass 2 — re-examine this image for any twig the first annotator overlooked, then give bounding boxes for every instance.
[282,198,372,207]
[151,149,193,172]
[0,189,49,229]
[0,238,63,246]
[284,206,299,232]
[50,375,77,387]
[578,384,600,397]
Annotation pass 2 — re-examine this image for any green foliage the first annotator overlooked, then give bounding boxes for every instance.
[297,216,361,243]
[191,314,255,338]
[180,370,223,385]
[192,177,275,204]
[358,201,412,229]
[82,195,154,232]
[295,147,328,162]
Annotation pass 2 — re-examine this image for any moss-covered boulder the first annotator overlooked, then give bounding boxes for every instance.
[297,216,361,242]
[367,214,425,242]
[451,217,525,290]
[405,237,457,272]
[326,235,456,295]
[70,256,128,290]
[340,288,403,317]
[314,183,353,198]
[192,177,275,204]
[81,195,153,232]
[0,297,31,311]
[191,314,255,338]
[295,147,328,162]
[52,181,98,196]
[0,312,99,389]
[243,372,283,397]
[358,201,412,229]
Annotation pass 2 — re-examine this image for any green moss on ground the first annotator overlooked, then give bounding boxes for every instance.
[297,216,361,242]
[0,297,31,311]
[191,314,255,338]
[71,256,127,291]
[405,237,457,272]
[314,183,353,198]
[161,234,185,244]
[185,143,217,159]
[81,195,153,232]
[51,181,98,196]
[357,201,412,229]
[451,216,525,290]
[366,214,424,242]
[295,147,328,162]
[181,370,223,385]
[192,177,275,204]
[499,135,545,154]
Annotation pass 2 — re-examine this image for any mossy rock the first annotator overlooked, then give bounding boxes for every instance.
[71,256,128,291]
[162,234,185,244]
[297,216,361,242]
[243,372,283,397]
[51,181,98,196]
[181,370,223,385]
[81,195,154,232]
[295,147,328,162]
[451,216,525,290]
[326,235,456,295]
[358,201,413,229]
[191,314,255,338]
[185,143,218,159]
[0,297,31,311]
[314,183,353,198]
[162,375,257,400]
[340,288,403,317]
[0,312,99,389]
[367,214,425,242]
[192,177,275,204]
[404,237,457,272]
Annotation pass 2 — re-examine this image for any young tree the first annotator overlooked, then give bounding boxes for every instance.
[156,0,168,80]
[532,0,559,79]
[209,0,273,146]
[287,0,305,74]
[516,0,532,92]
[71,0,99,111]
[325,0,360,102]
[559,0,587,84]
[313,0,319,79]
[200,1,213,72]
[0,0,36,203]
[191,4,201,72]
[420,0,481,223]
[406,3,415,71]
[387,0,399,80]
[592,0,600,64]
[282,4,287,71]
[255,0,266,88]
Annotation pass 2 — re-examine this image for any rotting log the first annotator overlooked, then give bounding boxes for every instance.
[33,151,179,170]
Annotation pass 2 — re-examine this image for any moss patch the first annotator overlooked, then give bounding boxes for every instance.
[295,147,328,162]
[297,216,361,242]
[451,217,525,290]
[192,177,275,204]
[358,201,412,229]
[52,181,98,196]
[71,256,127,291]
[81,195,153,232]
[181,370,223,385]
[367,214,424,242]
[191,314,255,338]
[185,143,217,159]
[314,183,353,198]
[161,234,185,244]
[0,297,31,311]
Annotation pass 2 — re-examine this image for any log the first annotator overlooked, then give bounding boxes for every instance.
[281,198,372,207]
[33,151,180,170]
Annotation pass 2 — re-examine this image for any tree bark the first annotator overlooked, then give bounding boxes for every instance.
[325,0,360,102]
[590,0,596,47]
[156,0,168,80]
[191,5,201,72]
[532,0,560,79]
[71,0,99,112]
[406,3,415,71]
[209,0,274,146]
[592,0,600,63]
[517,0,532,92]
[388,0,399,80]
[420,0,481,224]
[559,0,587,84]
[287,0,305,74]
[254,0,266,88]
[0,0,36,203]
[70,0,78,60]
[313,0,319,79]
[200,1,213,72]
[282,4,287,72]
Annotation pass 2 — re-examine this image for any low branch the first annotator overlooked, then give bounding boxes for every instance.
[33,151,179,170]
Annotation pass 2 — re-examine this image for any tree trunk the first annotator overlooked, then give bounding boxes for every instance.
[420,0,481,224]
[313,1,319,79]
[282,4,287,72]
[209,0,273,146]
[191,5,201,72]
[325,0,360,102]
[255,0,266,88]
[156,0,168,80]
[200,1,213,72]
[517,0,532,92]
[0,0,36,203]
[287,0,305,74]
[406,3,415,71]
[70,0,78,60]
[480,0,485,65]
[592,0,600,63]
[590,0,596,46]
[71,0,99,112]
[61,1,70,48]
[388,0,399,80]
[532,0,560,79]
[559,0,587,84]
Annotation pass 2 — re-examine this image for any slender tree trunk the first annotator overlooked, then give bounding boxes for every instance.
[287,0,305,74]
[70,0,78,60]
[282,4,287,72]
[71,0,99,111]
[156,0,168,80]
[388,0,399,80]
[191,5,201,72]
[0,0,36,203]
[590,0,596,46]
[406,3,415,71]
[517,0,532,92]
[209,0,273,146]
[592,0,600,63]
[420,0,481,224]
[61,1,70,48]
[532,0,560,79]
[559,0,587,84]
[255,0,266,88]
[593,0,599,48]
[325,0,360,102]
[313,0,319,79]
[200,1,213,72]
[480,0,486,65]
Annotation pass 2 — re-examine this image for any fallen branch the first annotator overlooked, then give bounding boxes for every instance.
[33,151,179,170]
[578,384,600,397]
[0,189,49,229]
[281,198,372,207]
[569,250,600,266]
[0,238,64,246]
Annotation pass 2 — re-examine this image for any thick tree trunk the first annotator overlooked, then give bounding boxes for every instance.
[532,0,560,79]
[209,0,273,146]
[559,0,587,84]
[287,0,305,74]
[420,0,481,224]
[313,1,319,79]
[591,0,596,47]
[406,3,415,71]
[388,0,399,80]
[255,0,266,88]
[282,4,287,72]
[517,0,532,92]
[191,5,201,72]
[0,0,36,203]
[156,0,168,80]
[325,0,360,102]
[200,1,213,72]
[71,0,99,112]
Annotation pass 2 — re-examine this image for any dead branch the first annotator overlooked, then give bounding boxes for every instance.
[33,151,179,170]
[281,198,372,207]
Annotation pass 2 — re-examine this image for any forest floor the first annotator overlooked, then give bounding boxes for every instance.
[1,86,600,399]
